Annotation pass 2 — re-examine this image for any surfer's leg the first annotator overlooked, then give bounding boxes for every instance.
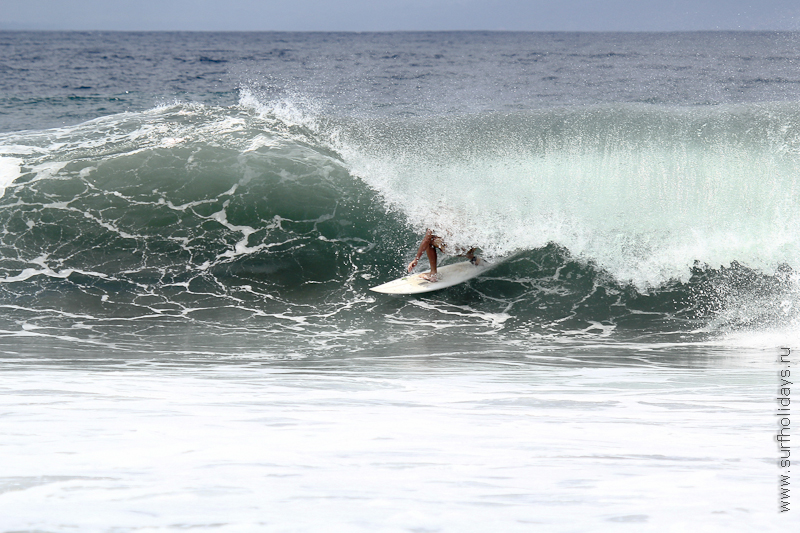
[460,247,482,265]
[419,247,439,281]
[426,247,438,274]
[465,248,484,265]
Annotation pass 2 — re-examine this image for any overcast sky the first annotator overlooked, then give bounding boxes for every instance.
[1,0,799,32]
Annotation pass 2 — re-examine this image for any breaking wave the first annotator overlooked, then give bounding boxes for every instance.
[1,95,799,345]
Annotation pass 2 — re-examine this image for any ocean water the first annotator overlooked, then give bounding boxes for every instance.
[0,31,798,531]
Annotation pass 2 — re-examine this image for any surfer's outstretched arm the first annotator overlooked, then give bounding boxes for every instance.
[407,229,438,274]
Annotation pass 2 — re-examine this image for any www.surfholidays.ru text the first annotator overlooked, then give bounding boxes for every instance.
[778,347,791,513]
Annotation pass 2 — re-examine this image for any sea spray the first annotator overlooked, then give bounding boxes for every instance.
[325,104,800,289]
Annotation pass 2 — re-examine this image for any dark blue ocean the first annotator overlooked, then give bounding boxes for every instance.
[0,32,796,531]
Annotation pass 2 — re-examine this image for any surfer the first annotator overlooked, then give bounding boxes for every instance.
[407,229,479,281]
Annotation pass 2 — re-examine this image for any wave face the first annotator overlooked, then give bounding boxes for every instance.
[0,104,402,313]
[1,97,799,351]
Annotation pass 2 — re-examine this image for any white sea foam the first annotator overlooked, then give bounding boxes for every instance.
[0,362,782,532]
[0,157,22,197]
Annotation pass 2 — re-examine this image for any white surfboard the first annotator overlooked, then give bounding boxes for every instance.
[370,260,488,295]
